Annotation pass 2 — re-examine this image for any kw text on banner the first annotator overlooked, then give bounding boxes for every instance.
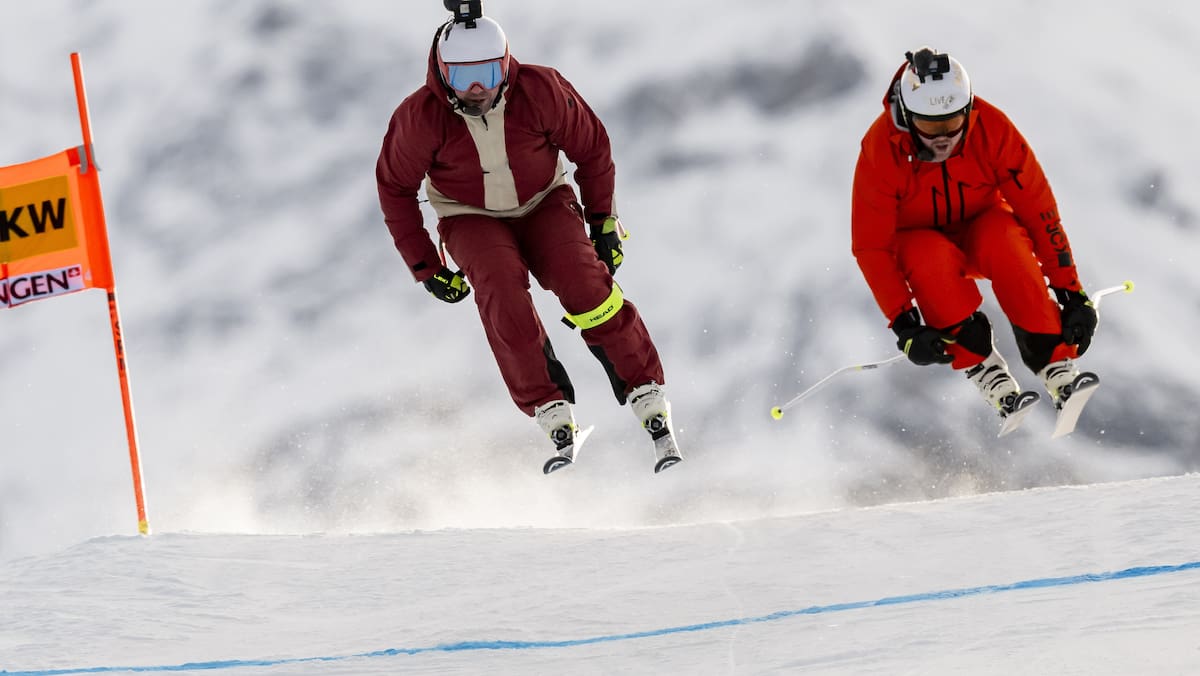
[0,145,113,309]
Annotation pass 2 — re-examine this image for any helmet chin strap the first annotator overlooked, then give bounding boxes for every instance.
[447,82,506,117]
[455,98,484,116]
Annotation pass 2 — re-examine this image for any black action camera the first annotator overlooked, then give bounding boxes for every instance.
[444,0,484,26]
[906,48,951,83]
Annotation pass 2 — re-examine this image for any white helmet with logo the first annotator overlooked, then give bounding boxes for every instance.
[437,16,509,69]
[434,15,511,115]
[896,47,972,121]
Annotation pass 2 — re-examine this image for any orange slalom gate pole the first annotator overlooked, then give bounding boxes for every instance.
[71,52,150,536]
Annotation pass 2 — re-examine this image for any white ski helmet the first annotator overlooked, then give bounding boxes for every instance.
[436,16,510,90]
[896,47,972,121]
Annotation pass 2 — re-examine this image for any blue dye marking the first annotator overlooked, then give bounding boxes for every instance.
[4,560,1197,675]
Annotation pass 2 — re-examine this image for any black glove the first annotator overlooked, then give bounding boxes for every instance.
[1054,287,1098,355]
[589,215,625,275]
[892,307,954,366]
[422,266,471,304]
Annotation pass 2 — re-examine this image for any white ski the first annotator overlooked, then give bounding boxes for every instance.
[1051,372,1100,439]
[653,433,683,473]
[997,391,1041,437]
[542,425,594,474]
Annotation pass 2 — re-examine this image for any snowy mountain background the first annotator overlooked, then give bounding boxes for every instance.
[1,0,1198,562]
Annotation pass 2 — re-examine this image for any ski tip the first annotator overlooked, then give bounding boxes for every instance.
[770,407,784,421]
[542,425,594,475]
[654,455,683,474]
[1050,376,1100,439]
[996,391,1041,437]
[543,456,573,474]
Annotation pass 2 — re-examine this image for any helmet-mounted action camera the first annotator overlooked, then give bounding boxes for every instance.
[906,48,951,84]
[444,0,483,27]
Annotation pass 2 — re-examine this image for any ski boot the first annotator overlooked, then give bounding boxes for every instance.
[629,382,682,473]
[964,351,1039,436]
[536,400,588,474]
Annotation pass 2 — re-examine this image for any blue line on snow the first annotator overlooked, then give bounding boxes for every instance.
[4,560,1198,675]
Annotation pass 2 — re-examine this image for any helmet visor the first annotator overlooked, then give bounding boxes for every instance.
[445,59,505,92]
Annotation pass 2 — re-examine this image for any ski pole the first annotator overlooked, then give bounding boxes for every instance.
[768,280,1133,421]
[1090,279,1134,309]
[770,354,906,420]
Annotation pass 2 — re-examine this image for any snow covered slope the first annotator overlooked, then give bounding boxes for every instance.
[2,473,1198,674]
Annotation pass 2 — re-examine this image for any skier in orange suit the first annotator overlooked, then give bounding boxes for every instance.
[851,47,1098,422]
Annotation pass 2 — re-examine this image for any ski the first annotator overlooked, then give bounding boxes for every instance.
[997,390,1041,437]
[542,425,594,474]
[1051,372,1100,439]
[652,433,683,473]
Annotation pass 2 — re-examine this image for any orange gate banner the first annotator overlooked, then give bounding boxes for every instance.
[0,146,114,308]
[2,52,150,536]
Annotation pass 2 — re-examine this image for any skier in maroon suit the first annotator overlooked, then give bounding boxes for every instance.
[376,11,681,473]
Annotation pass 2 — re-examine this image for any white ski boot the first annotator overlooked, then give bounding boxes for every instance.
[1040,359,1081,408]
[964,351,1039,436]
[1040,359,1101,438]
[629,382,682,473]
[536,400,591,474]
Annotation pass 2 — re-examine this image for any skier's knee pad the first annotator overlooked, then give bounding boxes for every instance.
[1013,326,1064,374]
[562,283,624,331]
[951,311,994,358]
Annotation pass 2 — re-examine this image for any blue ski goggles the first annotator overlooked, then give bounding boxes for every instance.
[444,59,506,92]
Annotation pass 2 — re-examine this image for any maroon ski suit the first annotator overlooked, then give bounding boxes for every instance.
[376,50,663,416]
